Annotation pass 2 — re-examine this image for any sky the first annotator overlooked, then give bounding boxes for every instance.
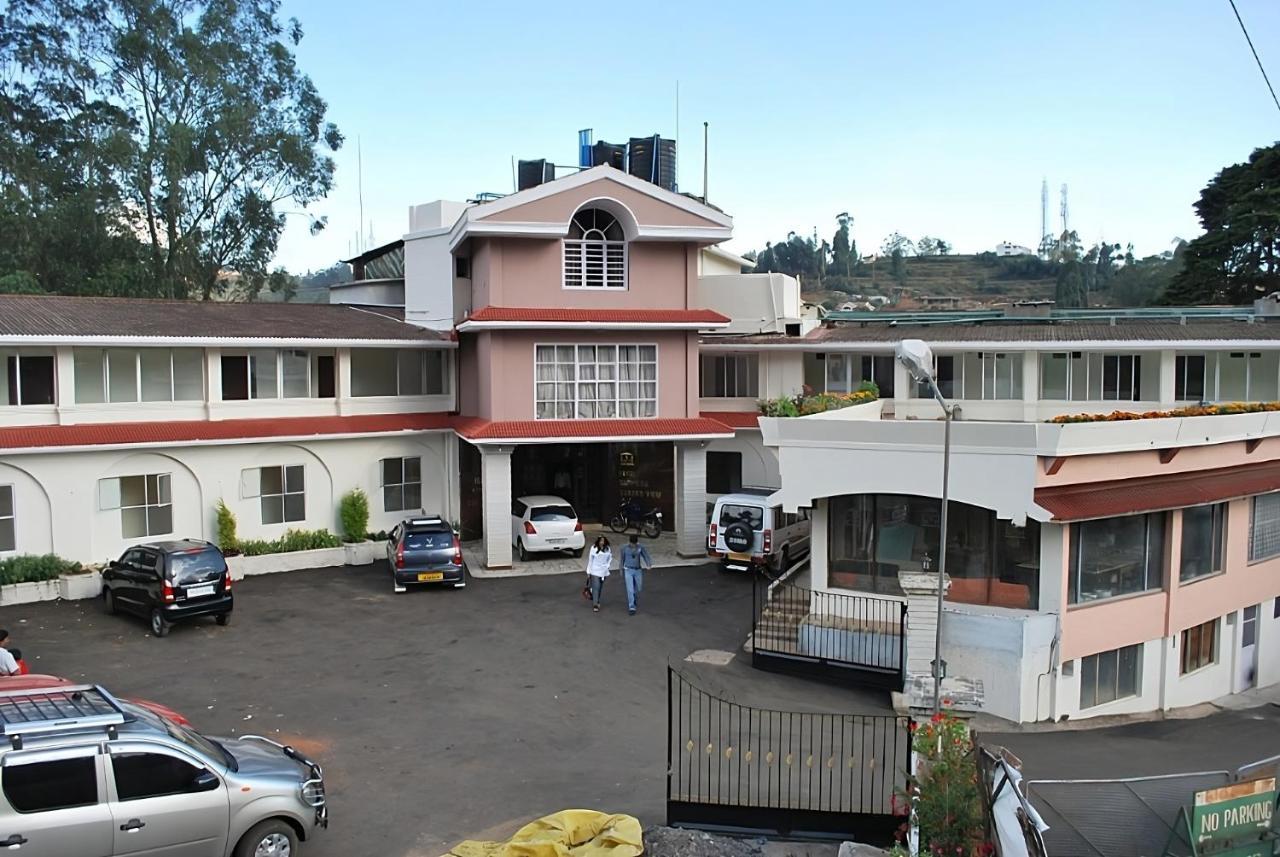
[273,0,1280,274]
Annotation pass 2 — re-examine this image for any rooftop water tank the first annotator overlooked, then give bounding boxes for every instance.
[517,159,555,191]
[627,135,677,192]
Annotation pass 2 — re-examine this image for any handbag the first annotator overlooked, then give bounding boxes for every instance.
[582,575,592,600]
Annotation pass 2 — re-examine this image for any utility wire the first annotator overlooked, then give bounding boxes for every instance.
[1227,0,1280,116]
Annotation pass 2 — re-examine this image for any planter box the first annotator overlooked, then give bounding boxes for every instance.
[0,580,61,605]
[226,546,350,581]
[344,541,382,566]
[59,571,103,601]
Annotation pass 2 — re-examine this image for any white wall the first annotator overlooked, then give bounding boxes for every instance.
[1259,598,1280,689]
[2,433,455,564]
[941,606,1057,723]
[1053,640,1164,722]
[705,432,779,493]
[329,280,406,306]
[404,201,468,331]
[697,273,800,335]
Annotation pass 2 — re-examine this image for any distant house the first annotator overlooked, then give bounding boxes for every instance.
[994,241,1035,257]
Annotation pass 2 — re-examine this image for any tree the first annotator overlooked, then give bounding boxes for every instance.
[1112,241,1185,306]
[832,212,853,277]
[917,235,951,256]
[1166,143,1280,305]
[890,247,908,286]
[1,0,341,299]
[881,232,916,257]
[1055,259,1088,307]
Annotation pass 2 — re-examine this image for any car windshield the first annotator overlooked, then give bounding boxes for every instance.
[168,549,224,585]
[719,504,764,531]
[531,505,575,521]
[405,532,452,549]
[121,701,238,772]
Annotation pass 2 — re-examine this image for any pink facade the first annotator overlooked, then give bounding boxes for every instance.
[1046,440,1280,661]
[475,175,722,230]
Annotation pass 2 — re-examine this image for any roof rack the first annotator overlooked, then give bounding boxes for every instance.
[0,685,129,749]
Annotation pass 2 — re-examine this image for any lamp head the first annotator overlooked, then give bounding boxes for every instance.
[895,339,935,384]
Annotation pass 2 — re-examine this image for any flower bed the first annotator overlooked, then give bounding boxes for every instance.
[759,383,878,417]
[0,553,81,586]
[234,528,342,557]
[1051,401,1280,423]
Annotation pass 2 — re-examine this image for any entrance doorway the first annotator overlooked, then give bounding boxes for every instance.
[1235,604,1259,692]
[511,442,674,527]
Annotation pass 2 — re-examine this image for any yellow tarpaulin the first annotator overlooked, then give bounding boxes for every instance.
[447,810,643,857]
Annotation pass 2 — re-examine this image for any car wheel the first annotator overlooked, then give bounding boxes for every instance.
[215,612,231,627]
[149,609,171,638]
[234,819,298,857]
[102,587,117,615]
[518,539,530,562]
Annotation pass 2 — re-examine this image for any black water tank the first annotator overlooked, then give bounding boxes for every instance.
[517,159,555,191]
[627,135,677,191]
[590,141,626,169]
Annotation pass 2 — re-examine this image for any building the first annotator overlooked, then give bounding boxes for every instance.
[0,163,803,571]
[724,306,1280,723]
[995,241,1035,257]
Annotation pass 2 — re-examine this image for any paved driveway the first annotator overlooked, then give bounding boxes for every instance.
[0,562,888,857]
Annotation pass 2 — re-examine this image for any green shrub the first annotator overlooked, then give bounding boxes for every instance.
[338,489,370,543]
[0,554,81,586]
[215,499,239,553]
[237,529,343,557]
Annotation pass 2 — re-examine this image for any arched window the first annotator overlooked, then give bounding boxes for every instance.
[563,208,627,289]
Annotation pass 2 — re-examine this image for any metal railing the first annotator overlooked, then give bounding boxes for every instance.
[752,578,906,688]
[666,667,909,840]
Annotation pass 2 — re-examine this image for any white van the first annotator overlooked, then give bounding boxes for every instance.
[707,489,810,578]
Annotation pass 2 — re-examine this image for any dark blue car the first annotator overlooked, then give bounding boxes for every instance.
[386,516,467,593]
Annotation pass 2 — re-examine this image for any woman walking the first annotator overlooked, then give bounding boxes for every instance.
[584,536,612,613]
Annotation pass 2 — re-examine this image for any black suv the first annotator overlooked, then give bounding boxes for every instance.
[386,516,466,592]
[102,540,233,637]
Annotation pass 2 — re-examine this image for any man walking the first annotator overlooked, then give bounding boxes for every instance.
[620,534,652,616]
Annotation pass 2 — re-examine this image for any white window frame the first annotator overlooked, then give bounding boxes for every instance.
[927,352,1022,400]
[256,465,305,525]
[1038,351,1144,402]
[349,349,449,398]
[0,485,14,553]
[1078,643,1142,709]
[1,350,56,406]
[381,457,423,513]
[220,350,282,401]
[98,474,173,539]
[533,343,658,419]
[76,348,205,404]
[1174,353,1207,402]
[1249,492,1280,563]
[700,354,759,398]
[562,209,627,290]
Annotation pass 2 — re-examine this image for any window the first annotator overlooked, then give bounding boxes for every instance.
[827,493,1039,608]
[99,474,173,539]
[0,486,12,552]
[382,457,422,512]
[1,351,55,406]
[73,348,204,404]
[1039,352,1144,401]
[824,353,895,397]
[1180,503,1226,582]
[563,208,626,289]
[111,752,213,801]
[701,354,759,398]
[350,349,448,397]
[707,452,743,495]
[1068,512,1166,604]
[220,351,278,400]
[922,353,1022,400]
[259,465,304,525]
[2,755,98,813]
[455,256,470,278]
[1249,493,1280,562]
[1180,619,1218,674]
[281,350,310,398]
[1175,354,1206,401]
[1079,644,1141,709]
[534,344,657,419]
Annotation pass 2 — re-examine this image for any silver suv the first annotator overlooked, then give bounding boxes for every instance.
[0,685,327,857]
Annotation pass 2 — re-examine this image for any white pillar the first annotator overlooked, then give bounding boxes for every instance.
[481,445,513,569]
[54,346,75,424]
[674,442,708,558]
[899,570,950,683]
[335,348,353,415]
[1158,349,1176,405]
[205,347,222,420]
[1022,350,1039,422]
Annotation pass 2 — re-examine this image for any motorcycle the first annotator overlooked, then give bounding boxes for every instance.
[608,498,663,538]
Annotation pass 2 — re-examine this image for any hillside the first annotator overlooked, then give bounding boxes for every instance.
[802,253,1058,309]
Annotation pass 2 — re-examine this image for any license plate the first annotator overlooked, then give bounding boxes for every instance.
[417,572,444,582]
[547,538,566,544]
[729,552,752,562]
[186,584,215,598]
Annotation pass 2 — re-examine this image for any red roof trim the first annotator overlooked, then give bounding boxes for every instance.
[454,417,734,441]
[700,411,760,430]
[465,306,731,324]
[1035,460,1280,521]
[0,413,453,451]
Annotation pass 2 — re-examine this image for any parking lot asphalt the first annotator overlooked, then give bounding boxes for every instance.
[0,562,890,857]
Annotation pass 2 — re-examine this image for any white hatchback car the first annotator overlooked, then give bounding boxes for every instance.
[511,495,586,560]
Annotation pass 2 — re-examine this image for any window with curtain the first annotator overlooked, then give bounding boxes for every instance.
[535,344,656,419]
[1069,512,1166,604]
[1249,493,1280,562]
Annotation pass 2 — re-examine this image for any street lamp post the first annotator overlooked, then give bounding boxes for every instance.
[895,339,954,716]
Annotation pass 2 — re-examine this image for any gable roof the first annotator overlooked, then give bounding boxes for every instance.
[0,294,452,347]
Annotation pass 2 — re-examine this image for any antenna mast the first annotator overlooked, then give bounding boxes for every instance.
[1060,183,1069,237]
[357,137,365,253]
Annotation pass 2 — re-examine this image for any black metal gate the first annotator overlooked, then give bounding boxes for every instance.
[752,579,907,690]
[666,668,910,840]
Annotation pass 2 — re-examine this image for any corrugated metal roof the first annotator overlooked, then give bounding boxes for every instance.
[0,294,447,341]
[716,320,1280,346]
[1035,460,1280,521]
